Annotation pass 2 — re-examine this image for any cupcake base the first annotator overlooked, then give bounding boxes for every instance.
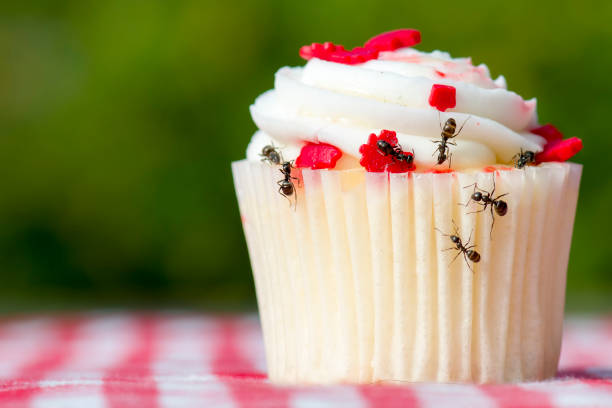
[232,160,582,384]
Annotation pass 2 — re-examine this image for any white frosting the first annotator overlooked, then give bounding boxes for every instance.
[247,48,546,170]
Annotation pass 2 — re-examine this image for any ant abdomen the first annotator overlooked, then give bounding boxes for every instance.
[279,181,293,196]
[466,249,480,263]
[494,200,508,216]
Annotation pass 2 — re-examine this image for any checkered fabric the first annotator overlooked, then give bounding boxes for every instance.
[0,313,610,407]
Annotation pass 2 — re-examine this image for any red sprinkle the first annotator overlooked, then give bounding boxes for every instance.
[530,124,564,143]
[359,130,415,173]
[426,168,455,174]
[483,166,514,173]
[536,137,583,163]
[299,42,379,64]
[364,29,421,52]
[434,70,446,78]
[428,84,456,112]
[295,142,343,169]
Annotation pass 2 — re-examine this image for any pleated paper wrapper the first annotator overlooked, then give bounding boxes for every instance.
[231,160,582,384]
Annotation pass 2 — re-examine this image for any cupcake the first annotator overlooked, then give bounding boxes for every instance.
[232,29,583,384]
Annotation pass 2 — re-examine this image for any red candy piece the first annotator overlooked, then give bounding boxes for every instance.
[295,142,343,170]
[364,29,421,52]
[535,137,583,163]
[359,130,415,173]
[299,42,344,60]
[530,124,563,143]
[429,84,456,112]
[330,46,379,64]
[299,42,379,65]
[299,28,421,65]
[529,123,583,163]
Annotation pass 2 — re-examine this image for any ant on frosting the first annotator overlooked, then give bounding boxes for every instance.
[512,149,536,169]
[436,220,480,272]
[277,161,300,208]
[432,114,470,168]
[463,176,508,237]
[376,139,414,166]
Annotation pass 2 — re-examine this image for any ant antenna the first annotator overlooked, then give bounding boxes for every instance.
[434,227,449,237]
[456,115,472,136]
[451,219,460,235]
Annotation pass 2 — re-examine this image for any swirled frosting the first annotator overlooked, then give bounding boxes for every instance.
[247,47,547,170]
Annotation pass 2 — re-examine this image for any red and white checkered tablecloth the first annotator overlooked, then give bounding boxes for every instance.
[0,313,610,407]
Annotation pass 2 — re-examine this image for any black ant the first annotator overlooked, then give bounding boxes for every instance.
[463,176,508,236]
[436,221,480,272]
[377,140,414,166]
[432,115,470,167]
[512,149,536,169]
[260,144,283,165]
[277,161,299,208]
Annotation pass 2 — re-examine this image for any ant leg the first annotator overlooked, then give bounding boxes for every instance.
[458,200,470,208]
[466,206,487,215]
[438,111,443,131]
[494,193,509,201]
[448,152,453,168]
[463,252,474,273]
[491,175,496,196]
[449,250,462,265]
[489,206,495,238]
[442,247,457,252]
[278,187,292,205]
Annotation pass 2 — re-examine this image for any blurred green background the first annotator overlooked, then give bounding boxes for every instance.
[0,0,609,312]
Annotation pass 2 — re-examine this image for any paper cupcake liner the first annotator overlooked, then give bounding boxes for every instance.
[231,160,582,384]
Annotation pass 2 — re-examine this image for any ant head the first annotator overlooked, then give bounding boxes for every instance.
[406,154,414,165]
[282,162,292,172]
[471,192,482,201]
[262,145,275,155]
[443,118,457,132]
[525,151,535,160]
[450,235,460,244]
